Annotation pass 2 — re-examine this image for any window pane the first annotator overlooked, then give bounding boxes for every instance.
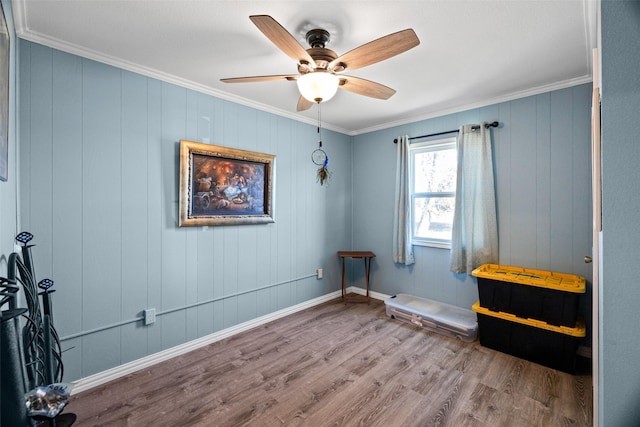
[414,196,455,241]
[414,148,457,193]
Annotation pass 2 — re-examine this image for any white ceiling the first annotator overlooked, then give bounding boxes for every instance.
[11,0,596,135]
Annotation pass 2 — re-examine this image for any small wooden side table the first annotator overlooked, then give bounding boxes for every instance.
[338,251,376,303]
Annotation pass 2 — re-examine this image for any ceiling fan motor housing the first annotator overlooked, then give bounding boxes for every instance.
[303,29,345,72]
[306,28,330,48]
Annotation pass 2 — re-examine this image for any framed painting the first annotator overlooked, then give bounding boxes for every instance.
[0,2,9,182]
[179,140,275,226]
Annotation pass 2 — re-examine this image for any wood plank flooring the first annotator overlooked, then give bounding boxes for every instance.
[68,298,592,426]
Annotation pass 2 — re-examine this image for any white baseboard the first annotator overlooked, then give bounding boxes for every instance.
[72,286,587,395]
[71,290,342,394]
[348,286,391,301]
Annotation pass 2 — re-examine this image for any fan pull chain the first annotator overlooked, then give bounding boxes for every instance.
[317,102,322,148]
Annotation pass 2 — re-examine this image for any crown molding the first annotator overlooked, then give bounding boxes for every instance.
[13,18,353,136]
[14,25,593,138]
[352,75,593,135]
[12,0,594,138]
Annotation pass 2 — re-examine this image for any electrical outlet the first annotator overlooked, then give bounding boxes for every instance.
[144,308,156,325]
[317,268,323,279]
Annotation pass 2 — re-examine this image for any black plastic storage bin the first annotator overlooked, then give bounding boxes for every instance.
[472,264,586,327]
[472,302,585,374]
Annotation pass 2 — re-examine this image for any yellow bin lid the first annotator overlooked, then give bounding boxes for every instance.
[471,264,586,293]
[472,301,586,337]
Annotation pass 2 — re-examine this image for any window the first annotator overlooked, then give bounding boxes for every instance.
[409,136,457,248]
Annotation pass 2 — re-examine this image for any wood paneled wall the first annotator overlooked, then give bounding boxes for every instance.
[18,40,353,381]
[0,0,17,269]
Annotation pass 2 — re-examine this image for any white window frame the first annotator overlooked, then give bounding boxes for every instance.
[409,136,457,249]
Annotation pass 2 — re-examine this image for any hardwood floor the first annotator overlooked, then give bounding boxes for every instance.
[68,298,592,426]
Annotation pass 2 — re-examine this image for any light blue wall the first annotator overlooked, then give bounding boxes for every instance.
[0,0,17,275]
[352,85,592,328]
[18,40,352,381]
[600,1,640,425]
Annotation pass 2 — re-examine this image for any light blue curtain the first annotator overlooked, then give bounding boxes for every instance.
[393,135,414,265]
[450,124,498,274]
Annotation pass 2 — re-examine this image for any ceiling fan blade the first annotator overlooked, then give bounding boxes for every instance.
[338,76,396,100]
[221,75,298,83]
[329,29,419,72]
[250,15,317,69]
[297,96,314,112]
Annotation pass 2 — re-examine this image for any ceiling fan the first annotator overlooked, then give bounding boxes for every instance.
[221,15,420,111]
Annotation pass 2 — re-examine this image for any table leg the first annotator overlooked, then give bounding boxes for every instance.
[341,256,346,300]
[338,253,374,303]
[364,257,371,301]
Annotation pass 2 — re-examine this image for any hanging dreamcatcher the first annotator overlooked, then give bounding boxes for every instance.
[312,103,331,185]
[312,146,330,185]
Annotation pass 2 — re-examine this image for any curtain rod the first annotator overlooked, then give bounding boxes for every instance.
[393,121,500,143]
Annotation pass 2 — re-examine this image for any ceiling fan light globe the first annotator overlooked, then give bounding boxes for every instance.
[297,72,339,103]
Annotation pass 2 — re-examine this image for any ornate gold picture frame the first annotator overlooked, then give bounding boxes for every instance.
[179,140,275,226]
